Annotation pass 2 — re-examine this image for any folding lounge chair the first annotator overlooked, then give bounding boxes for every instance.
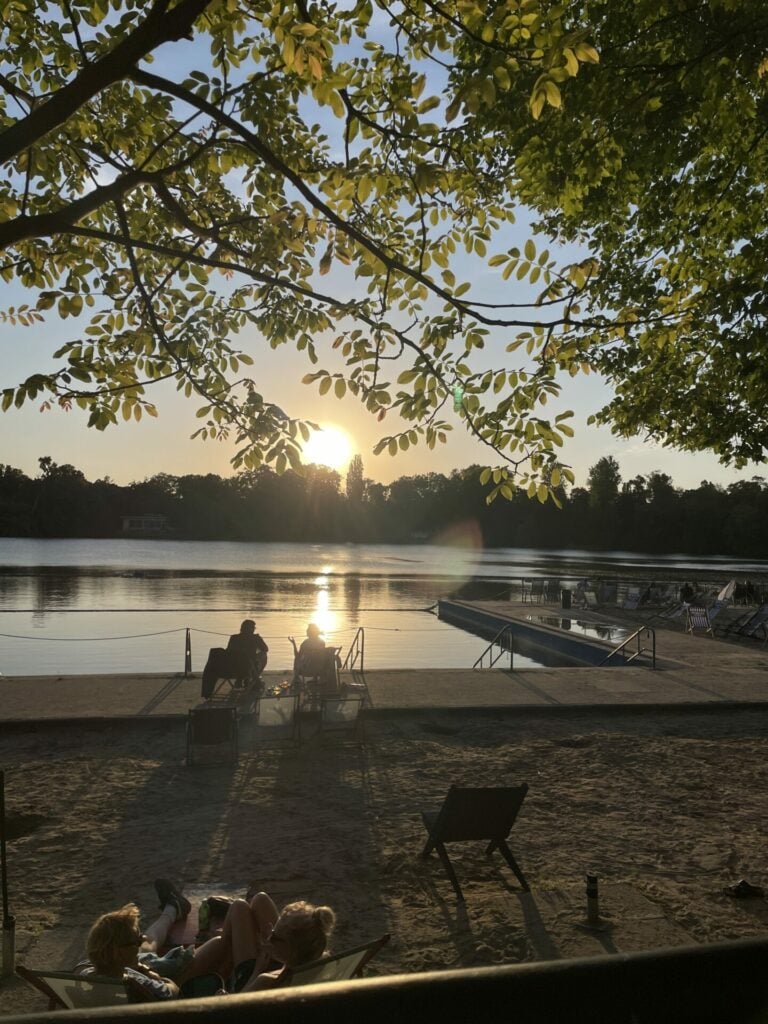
[716,605,768,641]
[320,694,365,742]
[293,645,343,701]
[289,934,390,987]
[253,692,299,747]
[685,606,714,636]
[200,647,243,700]
[421,784,529,902]
[16,965,129,1010]
[186,704,238,766]
[735,603,768,642]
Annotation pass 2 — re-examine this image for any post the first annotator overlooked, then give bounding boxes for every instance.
[586,874,600,926]
[1,771,15,978]
[184,628,192,676]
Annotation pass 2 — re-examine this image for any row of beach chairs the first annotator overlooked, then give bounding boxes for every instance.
[685,602,768,642]
[18,785,530,1008]
[186,691,366,765]
[17,933,391,1010]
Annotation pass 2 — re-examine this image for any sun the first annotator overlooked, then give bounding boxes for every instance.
[302,425,354,471]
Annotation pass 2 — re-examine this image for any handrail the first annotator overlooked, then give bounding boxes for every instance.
[341,627,365,673]
[473,625,514,670]
[599,626,656,668]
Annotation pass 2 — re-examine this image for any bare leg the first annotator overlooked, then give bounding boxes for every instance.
[178,897,269,984]
[141,906,176,954]
[249,892,278,942]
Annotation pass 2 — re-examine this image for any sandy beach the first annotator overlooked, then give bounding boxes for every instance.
[3,705,768,1016]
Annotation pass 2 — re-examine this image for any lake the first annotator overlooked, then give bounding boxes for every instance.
[1,539,766,676]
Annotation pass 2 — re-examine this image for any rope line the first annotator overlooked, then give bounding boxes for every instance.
[0,628,187,642]
[0,605,441,614]
[0,623,460,643]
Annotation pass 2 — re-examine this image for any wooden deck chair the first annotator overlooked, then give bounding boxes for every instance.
[319,694,365,742]
[289,934,390,987]
[253,692,298,747]
[200,647,241,700]
[186,704,238,766]
[736,603,768,642]
[421,784,529,902]
[292,644,343,702]
[716,605,768,641]
[16,965,129,1010]
[685,606,713,636]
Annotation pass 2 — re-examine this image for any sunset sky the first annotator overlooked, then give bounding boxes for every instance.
[0,302,758,492]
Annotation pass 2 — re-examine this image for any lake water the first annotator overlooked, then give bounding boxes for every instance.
[1,539,765,676]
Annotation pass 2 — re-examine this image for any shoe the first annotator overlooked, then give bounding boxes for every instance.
[155,878,192,919]
[724,879,765,899]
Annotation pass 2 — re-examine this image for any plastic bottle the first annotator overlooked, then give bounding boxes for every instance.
[197,899,211,934]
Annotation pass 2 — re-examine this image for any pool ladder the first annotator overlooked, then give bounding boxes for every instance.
[473,625,514,670]
[341,627,365,673]
[600,626,656,668]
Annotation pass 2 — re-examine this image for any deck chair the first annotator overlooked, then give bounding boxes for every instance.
[421,784,529,902]
[319,694,365,742]
[253,692,298,747]
[186,704,238,766]
[685,606,714,636]
[619,586,642,610]
[200,647,240,700]
[292,644,342,700]
[16,965,129,1010]
[289,934,390,987]
[734,603,768,642]
[716,605,768,641]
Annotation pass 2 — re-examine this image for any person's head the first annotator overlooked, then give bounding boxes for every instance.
[306,623,321,639]
[86,903,145,975]
[267,901,336,968]
[240,619,256,635]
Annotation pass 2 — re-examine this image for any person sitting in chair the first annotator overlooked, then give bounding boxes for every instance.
[76,879,193,1002]
[289,623,337,687]
[178,892,336,993]
[226,619,268,687]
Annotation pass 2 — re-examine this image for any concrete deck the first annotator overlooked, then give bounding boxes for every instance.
[1,600,767,721]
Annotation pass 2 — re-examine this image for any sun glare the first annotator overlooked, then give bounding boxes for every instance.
[302,426,354,471]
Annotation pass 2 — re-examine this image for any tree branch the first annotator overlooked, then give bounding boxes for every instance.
[0,0,213,162]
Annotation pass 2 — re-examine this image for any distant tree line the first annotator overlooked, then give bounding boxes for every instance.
[0,454,766,557]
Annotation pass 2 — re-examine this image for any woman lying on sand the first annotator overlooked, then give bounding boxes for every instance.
[78,880,336,1000]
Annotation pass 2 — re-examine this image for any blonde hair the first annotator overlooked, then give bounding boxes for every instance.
[279,900,335,966]
[86,903,140,973]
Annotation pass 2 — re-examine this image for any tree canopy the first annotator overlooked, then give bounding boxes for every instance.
[3,453,768,557]
[1,0,765,507]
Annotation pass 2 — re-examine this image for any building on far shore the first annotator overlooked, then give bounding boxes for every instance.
[121,513,173,538]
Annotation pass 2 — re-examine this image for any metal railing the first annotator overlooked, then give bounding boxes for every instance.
[473,625,514,670]
[341,627,365,673]
[599,625,656,668]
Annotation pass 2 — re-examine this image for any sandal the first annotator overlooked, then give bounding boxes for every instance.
[724,879,765,899]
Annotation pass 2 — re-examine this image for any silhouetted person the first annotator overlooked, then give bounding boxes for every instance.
[226,619,268,687]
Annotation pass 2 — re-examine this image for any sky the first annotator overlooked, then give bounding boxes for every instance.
[0,305,757,492]
[0,8,763,494]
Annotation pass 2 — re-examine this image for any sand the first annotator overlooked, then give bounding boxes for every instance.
[3,707,768,1016]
